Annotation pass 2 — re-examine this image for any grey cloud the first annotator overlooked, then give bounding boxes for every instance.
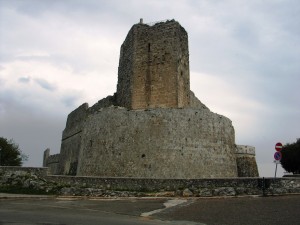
[16,55,50,62]
[18,76,31,83]
[34,78,56,91]
[0,89,19,111]
[0,99,65,166]
[2,0,133,26]
[61,95,80,108]
[231,21,260,47]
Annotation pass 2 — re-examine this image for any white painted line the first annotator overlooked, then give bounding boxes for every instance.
[141,199,187,217]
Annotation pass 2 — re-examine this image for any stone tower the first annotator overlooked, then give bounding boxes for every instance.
[43,19,259,178]
[116,19,190,109]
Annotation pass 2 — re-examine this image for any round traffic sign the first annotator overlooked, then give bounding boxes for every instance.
[275,142,283,151]
[274,151,282,161]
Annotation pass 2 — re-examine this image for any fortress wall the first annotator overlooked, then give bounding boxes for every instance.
[236,145,256,155]
[62,103,89,139]
[175,24,190,108]
[43,148,50,167]
[116,25,135,109]
[236,145,259,177]
[89,94,117,114]
[2,167,300,196]
[45,153,60,175]
[58,103,89,175]
[43,148,60,175]
[44,19,259,179]
[117,20,190,110]
[77,107,238,178]
[189,91,208,110]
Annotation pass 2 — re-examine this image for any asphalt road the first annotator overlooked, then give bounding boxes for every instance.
[0,194,299,225]
[154,195,300,225]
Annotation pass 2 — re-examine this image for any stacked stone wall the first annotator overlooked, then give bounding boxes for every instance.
[76,107,237,178]
[236,145,259,177]
[116,25,135,109]
[58,103,89,175]
[45,154,60,175]
[1,167,300,197]
[0,166,48,177]
[43,148,50,167]
[117,20,190,110]
[189,91,208,109]
[89,94,117,113]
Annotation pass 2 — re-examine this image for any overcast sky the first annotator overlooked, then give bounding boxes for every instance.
[0,0,299,177]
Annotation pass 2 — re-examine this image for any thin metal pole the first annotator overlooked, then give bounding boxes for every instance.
[274,163,278,178]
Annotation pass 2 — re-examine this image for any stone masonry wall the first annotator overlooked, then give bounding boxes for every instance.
[89,94,117,114]
[1,167,300,197]
[43,148,60,175]
[45,154,60,175]
[116,25,135,109]
[43,148,50,167]
[76,107,238,178]
[189,91,209,109]
[236,145,259,177]
[117,20,190,110]
[58,103,89,175]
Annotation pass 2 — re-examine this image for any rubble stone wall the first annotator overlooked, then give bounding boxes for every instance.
[44,154,60,175]
[236,145,259,177]
[1,167,299,197]
[76,107,238,178]
[58,103,88,175]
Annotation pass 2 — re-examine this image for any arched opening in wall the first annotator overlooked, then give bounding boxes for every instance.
[148,43,151,52]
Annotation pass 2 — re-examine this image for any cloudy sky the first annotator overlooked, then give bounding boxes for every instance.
[0,0,299,177]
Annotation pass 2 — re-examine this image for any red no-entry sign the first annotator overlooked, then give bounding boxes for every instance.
[275,142,283,151]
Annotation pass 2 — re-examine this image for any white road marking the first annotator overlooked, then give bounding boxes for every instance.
[141,199,187,217]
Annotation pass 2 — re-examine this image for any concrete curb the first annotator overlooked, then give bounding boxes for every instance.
[0,193,56,199]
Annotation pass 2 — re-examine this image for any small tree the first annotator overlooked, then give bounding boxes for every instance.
[280,138,300,174]
[0,137,28,166]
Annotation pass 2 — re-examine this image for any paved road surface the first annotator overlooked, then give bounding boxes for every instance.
[154,195,300,225]
[0,194,299,225]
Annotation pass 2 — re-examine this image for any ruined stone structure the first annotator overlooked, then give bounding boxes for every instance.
[235,145,259,177]
[43,19,259,178]
[116,19,190,109]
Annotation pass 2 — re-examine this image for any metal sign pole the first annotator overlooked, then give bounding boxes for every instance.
[273,149,282,179]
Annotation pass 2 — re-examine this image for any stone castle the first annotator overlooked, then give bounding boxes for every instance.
[43,19,259,178]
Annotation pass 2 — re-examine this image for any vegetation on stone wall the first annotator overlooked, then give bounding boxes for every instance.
[0,170,61,195]
[280,138,300,174]
[0,137,28,166]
